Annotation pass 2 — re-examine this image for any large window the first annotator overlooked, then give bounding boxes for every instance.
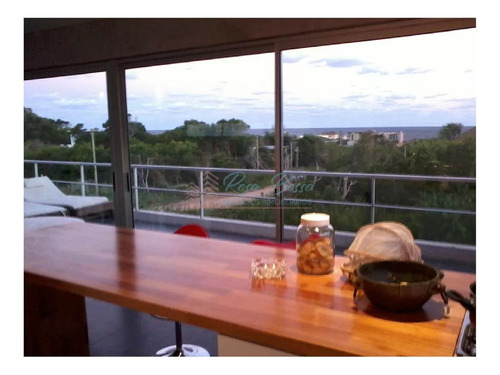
[124,53,276,233]
[282,29,475,244]
[24,72,114,224]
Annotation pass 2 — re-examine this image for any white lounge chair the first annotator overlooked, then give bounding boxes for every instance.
[24,176,113,218]
[24,201,67,218]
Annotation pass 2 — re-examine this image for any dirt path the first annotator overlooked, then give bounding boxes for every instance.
[160,185,276,211]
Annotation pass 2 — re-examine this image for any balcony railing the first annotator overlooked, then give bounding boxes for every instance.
[24,159,476,222]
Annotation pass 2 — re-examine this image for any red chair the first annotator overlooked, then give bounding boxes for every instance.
[155,224,210,357]
[174,224,210,238]
[252,239,296,250]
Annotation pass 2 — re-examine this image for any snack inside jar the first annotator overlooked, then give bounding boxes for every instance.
[296,213,335,275]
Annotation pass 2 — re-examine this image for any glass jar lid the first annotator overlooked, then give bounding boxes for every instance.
[300,212,330,227]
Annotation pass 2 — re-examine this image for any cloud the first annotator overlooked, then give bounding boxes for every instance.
[446,97,476,110]
[396,67,433,75]
[423,93,448,99]
[359,66,431,76]
[252,90,273,96]
[32,92,60,99]
[284,102,324,111]
[168,101,186,109]
[385,94,416,100]
[310,57,364,68]
[282,54,306,64]
[53,98,98,107]
[343,94,370,100]
[358,66,389,75]
[126,94,142,101]
[126,71,139,80]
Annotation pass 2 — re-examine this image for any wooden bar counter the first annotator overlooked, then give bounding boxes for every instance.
[24,222,475,356]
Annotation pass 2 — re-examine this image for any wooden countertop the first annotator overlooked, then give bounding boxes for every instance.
[24,222,475,356]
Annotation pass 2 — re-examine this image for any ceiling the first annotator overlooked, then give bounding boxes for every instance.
[24,18,97,33]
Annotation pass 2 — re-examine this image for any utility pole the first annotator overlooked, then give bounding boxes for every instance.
[295,143,299,168]
[256,136,259,169]
[90,131,98,195]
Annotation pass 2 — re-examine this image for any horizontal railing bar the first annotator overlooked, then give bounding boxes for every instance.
[133,186,192,195]
[294,198,370,208]
[131,163,277,175]
[373,203,476,215]
[281,198,475,215]
[53,179,112,188]
[282,169,476,183]
[25,160,111,168]
[25,160,476,183]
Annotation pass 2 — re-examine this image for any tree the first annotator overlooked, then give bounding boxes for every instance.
[161,120,210,142]
[438,122,463,140]
[297,134,326,167]
[24,107,74,146]
[213,118,250,136]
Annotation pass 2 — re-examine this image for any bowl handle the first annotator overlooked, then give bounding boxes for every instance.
[352,276,363,303]
[431,280,450,318]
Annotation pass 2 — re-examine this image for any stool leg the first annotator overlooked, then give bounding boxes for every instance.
[155,321,210,357]
[174,321,183,355]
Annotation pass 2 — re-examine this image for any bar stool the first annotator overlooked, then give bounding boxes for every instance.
[154,224,211,357]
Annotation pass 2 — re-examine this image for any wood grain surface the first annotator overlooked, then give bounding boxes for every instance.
[24,222,475,356]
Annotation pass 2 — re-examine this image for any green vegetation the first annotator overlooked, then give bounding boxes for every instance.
[439,122,464,140]
[24,108,476,244]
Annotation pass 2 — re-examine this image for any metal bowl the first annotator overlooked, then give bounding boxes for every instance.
[352,260,447,312]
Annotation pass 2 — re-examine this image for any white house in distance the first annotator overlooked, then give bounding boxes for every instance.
[381,131,404,144]
[317,133,340,142]
[319,130,404,146]
[346,132,362,146]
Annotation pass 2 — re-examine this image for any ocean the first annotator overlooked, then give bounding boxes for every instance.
[149,126,474,141]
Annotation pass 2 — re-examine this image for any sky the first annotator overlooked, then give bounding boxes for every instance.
[23,28,475,132]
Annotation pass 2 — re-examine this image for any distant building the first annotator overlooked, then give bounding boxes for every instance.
[346,132,362,146]
[342,130,404,146]
[380,131,404,145]
[318,133,340,142]
[314,130,404,146]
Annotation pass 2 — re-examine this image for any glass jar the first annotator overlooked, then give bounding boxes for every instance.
[296,213,335,275]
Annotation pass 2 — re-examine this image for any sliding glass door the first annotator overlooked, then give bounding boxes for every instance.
[24,72,115,225]
[124,53,276,240]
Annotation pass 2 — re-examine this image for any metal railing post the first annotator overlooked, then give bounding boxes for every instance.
[34,163,39,177]
[370,178,376,223]
[80,164,86,196]
[133,167,139,211]
[199,171,205,219]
